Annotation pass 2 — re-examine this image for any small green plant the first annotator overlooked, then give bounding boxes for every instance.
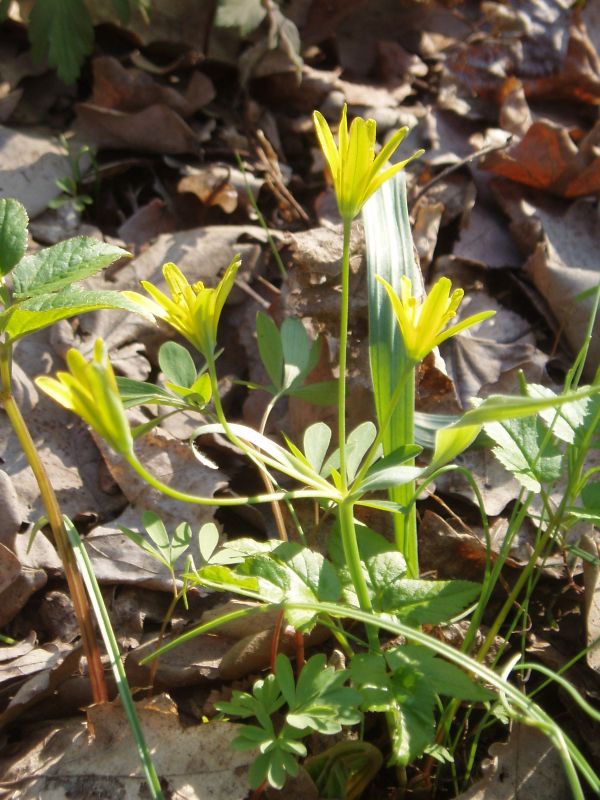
[49,135,97,214]
[36,107,600,799]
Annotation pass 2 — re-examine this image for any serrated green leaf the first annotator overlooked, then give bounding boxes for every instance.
[485,416,562,492]
[380,579,481,625]
[527,384,589,444]
[256,311,283,389]
[2,289,151,340]
[0,199,28,276]
[28,0,94,84]
[328,520,392,568]
[12,237,129,298]
[159,341,197,389]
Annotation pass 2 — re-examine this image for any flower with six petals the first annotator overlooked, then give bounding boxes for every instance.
[313,104,423,222]
[122,256,241,361]
[36,339,133,455]
[377,275,495,363]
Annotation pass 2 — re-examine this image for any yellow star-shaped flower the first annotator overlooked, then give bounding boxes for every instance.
[36,339,133,455]
[122,255,241,361]
[313,104,423,222]
[377,275,495,363]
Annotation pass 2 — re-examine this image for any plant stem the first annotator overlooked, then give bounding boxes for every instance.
[338,500,377,650]
[338,219,352,491]
[0,343,107,703]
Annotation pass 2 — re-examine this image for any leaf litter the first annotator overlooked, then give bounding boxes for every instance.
[0,0,599,797]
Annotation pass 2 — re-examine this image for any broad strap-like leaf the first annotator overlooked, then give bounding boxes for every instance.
[11,237,129,298]
[0,199,28,276]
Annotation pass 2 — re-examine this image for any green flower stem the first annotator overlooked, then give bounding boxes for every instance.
[125,453,325,507]
[338,500,378,651]
[338,218,352,491]
[0,343,107,704]
[207,359,289,540]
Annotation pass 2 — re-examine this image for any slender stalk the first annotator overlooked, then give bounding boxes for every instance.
[65,517,164,800]
[338,500,378,650]
[338,219,352,491]
[0,343,107,703]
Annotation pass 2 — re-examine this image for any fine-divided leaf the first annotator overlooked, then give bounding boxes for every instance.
[11,237,129,298]
[198,522,220,564]
[1,289,152,340]
[484,416,563,492]
[0,199,28,276]
[277,653,362,734]
[28,0,94,84]
[357,444,423,493]
[158,341,197,389]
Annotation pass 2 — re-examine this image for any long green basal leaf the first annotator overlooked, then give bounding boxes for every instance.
[1,289,153,340]
[0,199,28,276]
[363,173,421,574]
[11,237,129,298]
[64,516,164,800]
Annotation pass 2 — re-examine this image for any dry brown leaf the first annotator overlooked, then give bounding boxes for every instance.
[75,103,206,155]
[0,695,254,799]
[89,57,215,116]
[454,725,568,800]
[580,531,600,673]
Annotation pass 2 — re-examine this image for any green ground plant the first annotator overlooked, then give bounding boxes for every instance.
[33,106,600,798]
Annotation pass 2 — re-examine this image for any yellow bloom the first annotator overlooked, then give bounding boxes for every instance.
[122,256,241,360]
[313,104,423,222]
[377,275,495,363]
[36,339,133,455]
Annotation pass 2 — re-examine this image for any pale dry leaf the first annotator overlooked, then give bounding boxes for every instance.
[0,695,254,799]
[580,531,600,673]
[454,724,568,800]
[0,126,75,217]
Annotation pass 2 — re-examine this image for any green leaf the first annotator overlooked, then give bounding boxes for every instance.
[527,384,589,444]
[215,0,267,35]
[357,455,423,494]
[28,0,94,84]
[159,341,197,389]
[582,482,600,512]
[2,289,151,340]
[345,421,377,483]
[328,520,392,568]
[281,317,312,390]
[484,416,563,492]
[0,0,11,22]
[12,237,129,298]
[142,511,169,550]
[198,522,220,563]
[289,379,338,405]
[0,199,28,276]
[303,422,331,475]
[111,0,132,24]
[379,579,481,625]
[116,377,182,409]
[364,551,407,609]
[256,311,283,389]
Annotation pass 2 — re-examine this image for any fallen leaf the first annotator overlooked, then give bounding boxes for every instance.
[0,695,254,799]
[454,725,568,800]
[0,126,73,217]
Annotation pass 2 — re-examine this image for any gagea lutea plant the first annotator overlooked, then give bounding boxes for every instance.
[37,106,600,799]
